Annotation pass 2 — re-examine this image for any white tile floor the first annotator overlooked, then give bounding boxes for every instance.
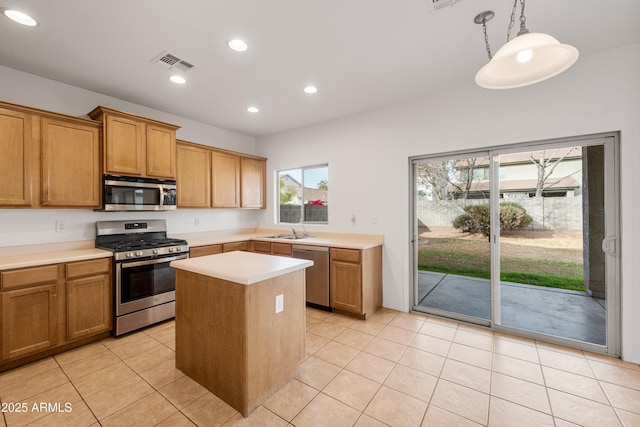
[1,307,639,426]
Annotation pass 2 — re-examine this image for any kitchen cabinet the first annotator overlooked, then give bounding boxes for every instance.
[65,259,112,341]
[0,105,37,207]
[190,244,223,258]
[0,101,103,209]
[88,106,179,179]
[250,241,292,256]
[41,117,102,207]
[211,150,240,208]
[0,257,112,367]
[240,156,266,209]
[223,241,249,252]
[177,140,265,210]
[177,142,211,208]
[1,265,59,361]
[330,246,382,319]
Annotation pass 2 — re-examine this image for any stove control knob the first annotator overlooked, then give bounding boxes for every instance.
[153,249,159,254]
[126,252,134,258]
[169,247,175,253]
[176,246,182,252]
[135,251,143,257]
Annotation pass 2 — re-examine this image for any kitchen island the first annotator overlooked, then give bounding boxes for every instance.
[170,251,313,417]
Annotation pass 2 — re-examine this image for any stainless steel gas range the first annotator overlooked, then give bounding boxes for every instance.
[95,219,188,336]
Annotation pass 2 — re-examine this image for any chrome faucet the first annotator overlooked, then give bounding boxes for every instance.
[300,223,308,237]
[290,226,297,237]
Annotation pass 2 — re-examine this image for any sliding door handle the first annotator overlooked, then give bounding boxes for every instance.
[601,236,618,256]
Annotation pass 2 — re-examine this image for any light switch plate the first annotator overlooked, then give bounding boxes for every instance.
[275,294,284,313]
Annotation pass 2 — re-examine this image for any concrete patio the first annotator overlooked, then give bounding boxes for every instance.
[416,271,606,345]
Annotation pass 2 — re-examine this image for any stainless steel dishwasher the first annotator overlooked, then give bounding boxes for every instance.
[292,245,331,309]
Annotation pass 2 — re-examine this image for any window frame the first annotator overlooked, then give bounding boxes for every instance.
[276,164,328,225]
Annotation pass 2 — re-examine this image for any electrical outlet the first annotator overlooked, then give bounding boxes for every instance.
[371,216,377,224]
[194,217,200,226]
[55,220,66,233]
[275,294,284,313]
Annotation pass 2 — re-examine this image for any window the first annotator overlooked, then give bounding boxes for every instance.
[278,165,328,224]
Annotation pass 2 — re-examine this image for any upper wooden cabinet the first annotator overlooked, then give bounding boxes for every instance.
[177,142,211,208]
[177,140,266,210]
[88,106,179,179]
[0,106,37,207]
[240,156,266,209]
[212,150,240,208]
[41,117,102,208]
[0,101,102,209]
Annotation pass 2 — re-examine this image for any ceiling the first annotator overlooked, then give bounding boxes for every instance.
[1,1,639,137]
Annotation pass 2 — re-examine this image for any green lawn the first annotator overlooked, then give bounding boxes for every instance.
[418,246,586,292]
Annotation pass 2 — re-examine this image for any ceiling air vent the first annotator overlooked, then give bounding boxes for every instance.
[151,51,194,72]
[428,0,462,12]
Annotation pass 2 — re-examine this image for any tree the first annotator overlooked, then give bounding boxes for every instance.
[449,158,478,200]
[279,178,296,204]
[529,148,577,197]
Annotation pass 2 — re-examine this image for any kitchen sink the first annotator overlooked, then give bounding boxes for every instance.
[258,234,308,240]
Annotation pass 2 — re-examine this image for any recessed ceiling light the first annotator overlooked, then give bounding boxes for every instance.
[2,9,38,26]
[228,39,248,52]
[304,86,318,94]
[169,75,187,84]
[247,106,259,113]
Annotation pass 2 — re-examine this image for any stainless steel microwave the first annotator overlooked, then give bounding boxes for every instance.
[102,175,177,211]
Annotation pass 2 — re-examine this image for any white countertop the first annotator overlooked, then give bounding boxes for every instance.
[171,229,383,250]
[0,241,112,271]
[171,251,314,285]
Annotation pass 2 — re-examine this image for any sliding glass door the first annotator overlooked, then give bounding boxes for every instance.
[411,134,619,353]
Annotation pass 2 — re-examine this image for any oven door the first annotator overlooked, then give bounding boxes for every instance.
[115,253,186,316]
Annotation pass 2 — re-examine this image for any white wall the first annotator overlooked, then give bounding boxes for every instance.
[256,43,640,363]
[0,65,264,246]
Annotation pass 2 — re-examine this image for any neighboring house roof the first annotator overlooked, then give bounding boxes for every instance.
[451,176,580,193]
[454,147,583,168]
[280,174,301,187]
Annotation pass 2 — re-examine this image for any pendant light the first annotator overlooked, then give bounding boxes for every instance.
[474,0,578,89]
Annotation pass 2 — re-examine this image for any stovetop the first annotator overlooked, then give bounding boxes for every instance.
[95,220,188,261]
[97,237,188,252]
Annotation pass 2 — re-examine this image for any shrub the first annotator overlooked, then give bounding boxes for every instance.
[500,201,533,230]
[452,202,532,237]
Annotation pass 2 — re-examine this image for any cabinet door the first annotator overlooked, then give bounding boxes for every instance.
[146,124,177,179]
[240,157,266,209]
[66,273,111,340]
[1,284,58,360]
[177,143,211,207]
[41,118,101,207]
[211,151,240,208]
[330,260,362,314]
[223,241,249,252]
[104,114,145,175]
[190,245,223,258]
[0,107,35,206]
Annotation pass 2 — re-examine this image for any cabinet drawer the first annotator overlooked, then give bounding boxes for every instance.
[331,248,361,263]
[253,241,272,254]
[1,265,59,289]
[223,241,249,252]
[190,245,223,258]
[66,258,111,279]
[271,243,292,257]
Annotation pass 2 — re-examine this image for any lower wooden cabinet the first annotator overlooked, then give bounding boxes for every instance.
[0,258,112,366]
[1,284,58,360]
[330,246,382,319]
[190,244,223,258]
[66,259,111,341]
[223,241,249,252]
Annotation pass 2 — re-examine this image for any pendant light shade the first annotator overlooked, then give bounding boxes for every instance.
[475,32,579,89]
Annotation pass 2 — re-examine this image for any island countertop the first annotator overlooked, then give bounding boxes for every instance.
[170,250,313,285]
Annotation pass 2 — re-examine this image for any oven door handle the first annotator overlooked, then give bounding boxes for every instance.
[120,254,187,269]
